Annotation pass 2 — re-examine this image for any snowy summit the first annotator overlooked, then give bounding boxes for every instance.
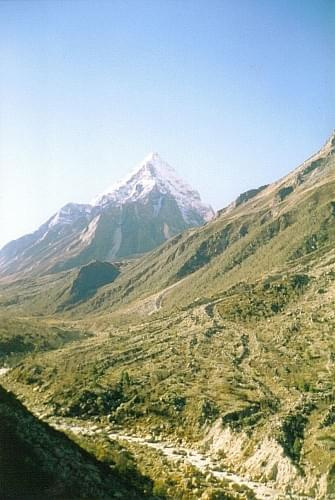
[92,152,214,224]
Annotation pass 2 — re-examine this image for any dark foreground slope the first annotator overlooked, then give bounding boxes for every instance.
[0,385,153,499]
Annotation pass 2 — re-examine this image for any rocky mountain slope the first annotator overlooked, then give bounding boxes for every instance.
[0,153,214,278]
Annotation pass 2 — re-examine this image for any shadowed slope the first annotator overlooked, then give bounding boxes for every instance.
[0,385,154,499]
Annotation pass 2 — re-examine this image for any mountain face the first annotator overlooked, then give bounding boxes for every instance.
[0,153,214,277]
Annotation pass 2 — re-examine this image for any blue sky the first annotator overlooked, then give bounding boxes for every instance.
[0,0,334,247]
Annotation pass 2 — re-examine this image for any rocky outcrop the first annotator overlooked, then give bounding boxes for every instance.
[202,418,333,498]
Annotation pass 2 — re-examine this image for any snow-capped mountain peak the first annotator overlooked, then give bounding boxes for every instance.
[0,152,214,277]
[92,153,214,223]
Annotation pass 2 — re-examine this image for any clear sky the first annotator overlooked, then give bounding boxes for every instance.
[0,0,334,248]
